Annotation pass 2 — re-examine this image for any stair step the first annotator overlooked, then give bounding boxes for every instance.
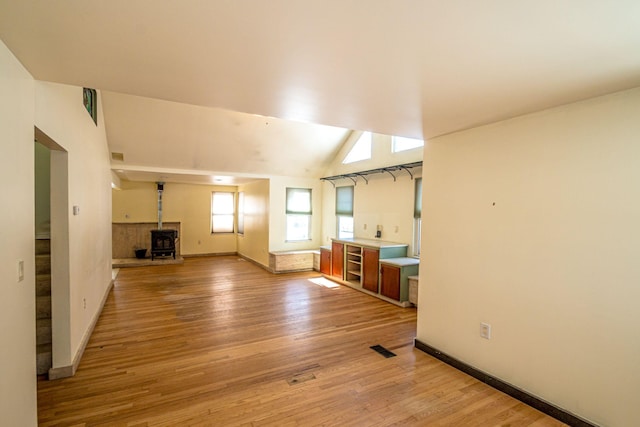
[35,238,51,255]
[36,274,51,296]
[35,254,51,275]
[36,295,51,319]
[36,343,52,376]
[36,318,52,345]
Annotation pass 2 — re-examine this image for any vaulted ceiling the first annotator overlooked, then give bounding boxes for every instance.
[2,1,639,183]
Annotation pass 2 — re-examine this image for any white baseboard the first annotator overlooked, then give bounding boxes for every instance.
[48,279,114,380]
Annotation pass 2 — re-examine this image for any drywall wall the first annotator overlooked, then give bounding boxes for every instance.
[0,39,37,427]
[112,181,238,255]
[321,132,422,250]
[34,81,113,373]
[323,132,422,177]
[354,174,417,248]
[417,88,640,426]
[268,176,324,252]
[321,175,419,253]
[237,180,270,267]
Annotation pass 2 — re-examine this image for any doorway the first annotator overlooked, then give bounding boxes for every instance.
[34,127,71,378]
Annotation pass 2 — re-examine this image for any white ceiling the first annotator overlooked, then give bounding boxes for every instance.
[2,1,640,184]
[103,91,352,183]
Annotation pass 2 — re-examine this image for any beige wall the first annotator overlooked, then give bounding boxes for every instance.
[112,181,237,255]
[34,81,113,372]
[237,180,270,266]
[0,39,37,427]
[321,132,422,250]
[418,87,640,426]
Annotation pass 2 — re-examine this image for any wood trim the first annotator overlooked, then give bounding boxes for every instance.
[182,252,238,258]
[414,339,598,427]
[49,279,115,380]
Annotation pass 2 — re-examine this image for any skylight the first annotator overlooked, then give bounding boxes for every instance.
[343,132,372,164]
[392,136,424,153]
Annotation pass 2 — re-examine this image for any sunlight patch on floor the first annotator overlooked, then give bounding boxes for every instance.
[308,277,340,289]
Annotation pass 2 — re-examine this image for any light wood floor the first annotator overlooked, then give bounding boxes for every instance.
[38,256,565,426]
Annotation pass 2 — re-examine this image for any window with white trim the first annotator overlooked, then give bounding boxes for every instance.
[237,191,245,235]
[211,191,235,233]
[286,188,312,241]
[392,135,424,153]
[336,186,354,239]
[343,132,372,164]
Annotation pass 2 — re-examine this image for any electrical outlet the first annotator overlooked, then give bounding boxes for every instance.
[480,322,491,339]
[83,298,86,309]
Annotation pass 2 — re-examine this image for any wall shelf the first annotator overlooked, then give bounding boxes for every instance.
[320,161,422,186]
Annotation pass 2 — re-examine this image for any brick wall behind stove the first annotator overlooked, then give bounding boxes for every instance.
[112,222,181,258]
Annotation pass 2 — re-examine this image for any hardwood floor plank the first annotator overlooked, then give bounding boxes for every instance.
[38,256,565,426]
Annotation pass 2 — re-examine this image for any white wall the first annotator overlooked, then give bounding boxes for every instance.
[269,176,323,252]
[323,132,422,177]
[0,40,37,426]
[321,175,419,251]
[321,132,422,249]
[34,82,113,372]
[418,87,640,426]
[237,180,270,267]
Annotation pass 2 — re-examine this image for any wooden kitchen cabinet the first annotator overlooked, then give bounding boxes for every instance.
[320,248,332,275]
[380,264,401,300]
[379,258,420,303]
[331,241,344,279]
[362,247,379,292]
[325,238,416,307]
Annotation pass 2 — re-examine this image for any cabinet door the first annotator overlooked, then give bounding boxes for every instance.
[331,242,344,279]
[320,249,332,275]
[380,264,401,300]
[362,248,379,292]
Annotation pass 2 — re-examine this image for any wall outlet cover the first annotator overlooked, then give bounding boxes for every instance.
[480,322,491,339]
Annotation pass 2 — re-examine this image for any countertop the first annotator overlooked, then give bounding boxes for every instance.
[378,257,420,267]
[331,237,408,249]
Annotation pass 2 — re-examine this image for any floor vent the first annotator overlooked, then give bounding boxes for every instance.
[370,344,396,358]
[287,372,316,386]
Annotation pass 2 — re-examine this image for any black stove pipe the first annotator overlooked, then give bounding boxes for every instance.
[157,182,164,230]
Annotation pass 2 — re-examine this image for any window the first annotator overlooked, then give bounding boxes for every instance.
[392,135,424,153]
[336,186,354,239]
[343,132,371,164]
[413,178,422,256]
[286,188,312,241]
[237,191,245,235]
[211,192,235,233]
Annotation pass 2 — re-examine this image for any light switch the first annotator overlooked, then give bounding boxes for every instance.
[73,205,80,215]
[18,260,24,282]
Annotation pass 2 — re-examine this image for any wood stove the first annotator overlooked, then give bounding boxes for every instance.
[150,229,177,260]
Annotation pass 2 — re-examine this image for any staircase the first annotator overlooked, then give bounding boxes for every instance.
[35,238,52,376]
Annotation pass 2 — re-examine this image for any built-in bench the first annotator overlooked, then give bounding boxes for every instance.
[269,249,321,273]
